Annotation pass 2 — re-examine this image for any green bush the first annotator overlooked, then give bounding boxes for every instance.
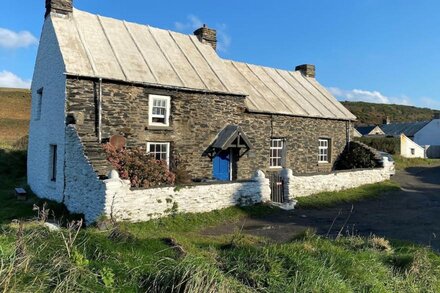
[355,137,400,155]
[336,141,381,170]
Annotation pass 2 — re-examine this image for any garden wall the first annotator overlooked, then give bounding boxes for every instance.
[103,171,271,222]
[281,167,391,198]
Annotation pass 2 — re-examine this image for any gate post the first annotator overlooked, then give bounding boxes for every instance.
[280,168,293,202]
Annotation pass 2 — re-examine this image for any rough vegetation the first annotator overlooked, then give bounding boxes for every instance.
[103,143,175,188]
[342,101,437,126]
[336,141,382,170]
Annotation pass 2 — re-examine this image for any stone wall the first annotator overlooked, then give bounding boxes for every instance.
[281,167,391,198]
[103,171,271,222]
[66,78,351,180]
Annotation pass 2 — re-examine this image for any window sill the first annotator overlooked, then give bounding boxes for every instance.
[145,125,173,131]
[318,162,331,165]
[269,166,283,170]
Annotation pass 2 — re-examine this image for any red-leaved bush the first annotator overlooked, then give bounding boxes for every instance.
[103,143,175,188]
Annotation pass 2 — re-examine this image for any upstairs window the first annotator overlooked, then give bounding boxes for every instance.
[270,138,285,168]
[147,142,170,166]
[148,95,170,126]
[35,88,43,121]
[318,138,330,163]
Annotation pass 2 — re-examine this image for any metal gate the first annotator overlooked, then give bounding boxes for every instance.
[269,173,285,203]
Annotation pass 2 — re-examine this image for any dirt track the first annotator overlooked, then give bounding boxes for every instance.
[204,166,440,250]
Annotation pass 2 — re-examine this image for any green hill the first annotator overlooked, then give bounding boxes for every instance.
[341,101,437,126]
[0,87,31,146]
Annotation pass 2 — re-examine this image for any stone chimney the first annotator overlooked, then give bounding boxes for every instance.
[193,25,217,51]
[383,116,391,125]
[295,64,316,78]
[45,0,73,18]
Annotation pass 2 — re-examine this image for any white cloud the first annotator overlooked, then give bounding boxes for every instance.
[174,15,231,52]
[329,87,411,106]
[0,27,38,49]
[0,71,31,88]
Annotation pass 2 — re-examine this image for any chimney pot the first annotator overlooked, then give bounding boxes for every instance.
[193,25,217,51]
[45,0,73,18]
[295,64,316,78]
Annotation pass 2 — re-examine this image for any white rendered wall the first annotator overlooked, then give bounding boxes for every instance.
[414,119,440,146]
[400,134,425,158]
[28,16,67,201]
[282,167,390,198]
[64,126,106,222]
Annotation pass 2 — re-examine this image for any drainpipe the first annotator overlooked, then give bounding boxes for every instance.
[98,78,102,143]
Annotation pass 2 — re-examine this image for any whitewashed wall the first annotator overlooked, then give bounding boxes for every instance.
[281,167,390,198]
[28,16,67,201]
[414,119,440,146]
[400,134,425,159]
[64,126,106,222]
[103,171,271,223]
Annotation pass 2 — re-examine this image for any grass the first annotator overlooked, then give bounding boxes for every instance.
[394,155,440,171]
[296,180,400,209]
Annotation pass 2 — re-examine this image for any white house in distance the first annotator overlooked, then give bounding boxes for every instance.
[355,114,440,158]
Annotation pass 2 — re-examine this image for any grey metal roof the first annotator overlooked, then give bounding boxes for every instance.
[51,9,356,121]
[211,125,252,150]
[380,121,430,137]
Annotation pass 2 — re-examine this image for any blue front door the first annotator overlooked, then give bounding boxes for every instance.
[213,151,230,181]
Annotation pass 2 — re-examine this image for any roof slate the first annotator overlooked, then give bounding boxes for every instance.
[51,9,356,121]
[380,121,430,137]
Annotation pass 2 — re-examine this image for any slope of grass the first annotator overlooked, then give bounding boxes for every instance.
[394,155,440,171]
[296,181,400,209]
[0,87,31,144]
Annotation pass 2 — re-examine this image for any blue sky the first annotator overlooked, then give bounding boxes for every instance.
[1,0,439,109]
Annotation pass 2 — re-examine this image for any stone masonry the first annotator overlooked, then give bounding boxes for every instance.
[66,77,351,180]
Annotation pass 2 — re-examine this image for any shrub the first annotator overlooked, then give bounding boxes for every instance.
[103,143,175,188]
[336,141,381,170]
[355,137,400,155]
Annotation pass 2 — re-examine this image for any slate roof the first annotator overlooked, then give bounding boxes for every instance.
[50,9,356,121]
[356,126,377,136]
[211,125,252,150]
[380,121,430,137]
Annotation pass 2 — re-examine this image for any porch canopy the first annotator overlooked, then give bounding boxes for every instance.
[207,125,253,158]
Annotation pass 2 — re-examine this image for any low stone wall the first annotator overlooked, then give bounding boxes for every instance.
[281,167,390,198]
[103,171,271,222]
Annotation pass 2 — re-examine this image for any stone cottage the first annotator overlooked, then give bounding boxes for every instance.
[28,0,358,221]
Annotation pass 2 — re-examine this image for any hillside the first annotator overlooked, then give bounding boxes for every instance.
[0,87,31,146]
[341,101,437,126]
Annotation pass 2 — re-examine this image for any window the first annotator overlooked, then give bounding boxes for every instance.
[147,142,170,165]
[318,138,330,163]
[35,88,43,121]
[410,148,415,155]
[49,145,57,182]
[270,139,285,168]
[148,95,170,126]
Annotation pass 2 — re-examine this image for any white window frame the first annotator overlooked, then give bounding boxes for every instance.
[148,94,171,127]
[147,142,170,166]
[269,138,284,168]
[318,138,330,163]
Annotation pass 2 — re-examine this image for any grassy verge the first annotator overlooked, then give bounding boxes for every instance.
[296,181,400,209]
[394,155,440,171]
